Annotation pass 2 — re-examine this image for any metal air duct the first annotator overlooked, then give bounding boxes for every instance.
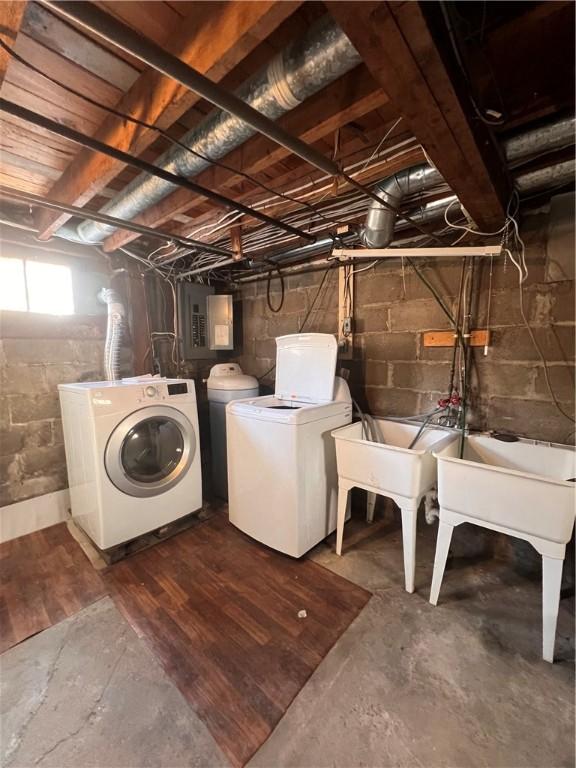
[76,15,361,243]
[361,115,576,248]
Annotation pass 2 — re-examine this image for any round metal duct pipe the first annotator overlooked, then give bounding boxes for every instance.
[76,15,361,244]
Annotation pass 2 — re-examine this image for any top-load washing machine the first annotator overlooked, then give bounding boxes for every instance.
[58,376,202,550]
[226,333,352,557]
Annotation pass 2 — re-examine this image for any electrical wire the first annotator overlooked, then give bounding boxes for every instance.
[266,265,285,313]
[0,38,348,231]
[257,265,334,381]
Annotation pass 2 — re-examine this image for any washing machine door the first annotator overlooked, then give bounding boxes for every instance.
[105,405,196,497]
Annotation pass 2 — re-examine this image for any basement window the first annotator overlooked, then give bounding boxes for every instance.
[0,257,74,315]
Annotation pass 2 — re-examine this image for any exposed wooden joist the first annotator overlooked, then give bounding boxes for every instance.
[0,1,27,86]
[168,142,426,251]
[35,0,302,240]
[325,1,511,230]
[101,67,389,251]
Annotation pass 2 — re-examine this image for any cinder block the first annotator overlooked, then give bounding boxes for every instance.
[6,473,67,504]
[0,454,20,484]
[0,429,24,457]
[279,290,307,315]
[478,396,575,444]
[550,286,575,323]
[306,307,337,335]
[9,394,61,424]
[355,270,404,306]
[44,364,99,390]
[0,399,9,431]
[354,306,389,333]
[287,271,324,290]
[51,419,64,446]
[534,364,575,403]
[364,385,420,417]
[23,420,53,449]
[389,299,453,332]
[475,289,535,327]
[2,339,77,365]
[489,326,575,362]
[358,332,418,361]
[255,338,276,360]
[19,445,66,479]
[242,314,267,341]
[1,365,47,396]
[70,340,105,367]
[364,361,388,387]
[392,362,451,393]
[473,362,537,399]
[267,314,299,338]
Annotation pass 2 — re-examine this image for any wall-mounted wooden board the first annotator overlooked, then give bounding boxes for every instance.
[423,330,490,347]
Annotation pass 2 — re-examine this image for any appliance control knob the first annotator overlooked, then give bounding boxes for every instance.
[145,385,157,398]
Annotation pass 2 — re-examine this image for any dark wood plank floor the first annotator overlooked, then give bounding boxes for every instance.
[0,523,106,653]
[104,514,370,767]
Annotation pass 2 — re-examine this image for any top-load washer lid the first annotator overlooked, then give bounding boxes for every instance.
[275,333,337,403]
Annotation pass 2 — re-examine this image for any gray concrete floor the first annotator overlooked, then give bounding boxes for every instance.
[2,507,574,768]
[251,506,575,767]
[1,598,226,768]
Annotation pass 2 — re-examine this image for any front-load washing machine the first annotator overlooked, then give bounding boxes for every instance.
[58,377,202,550]
[226,333,352,557]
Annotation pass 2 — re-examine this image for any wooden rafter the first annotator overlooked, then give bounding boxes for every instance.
[101,67,389,251]
[34,0,302,240]
[0,1,27,87]
[325,1,511,230]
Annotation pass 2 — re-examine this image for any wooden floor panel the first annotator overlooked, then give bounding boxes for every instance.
[104,514,370,767]
[0,523,107,653]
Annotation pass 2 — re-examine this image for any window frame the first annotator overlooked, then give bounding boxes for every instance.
[0,256,75,316]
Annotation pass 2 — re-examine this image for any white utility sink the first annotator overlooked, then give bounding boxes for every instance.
[430,434,576,662]
[331,419,458,592]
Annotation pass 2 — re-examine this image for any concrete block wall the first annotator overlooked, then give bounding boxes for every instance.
[235,206,575,445]
[0,313,105,507]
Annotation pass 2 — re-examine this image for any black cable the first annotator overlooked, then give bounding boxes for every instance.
[266,265,285,313]
[0,39,345,230]
[257,265,333,381]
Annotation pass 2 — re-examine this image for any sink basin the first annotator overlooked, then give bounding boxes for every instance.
[435,435,576,543]
[332,419,458,501]
[431,434,576,662]
[331,419,458,592]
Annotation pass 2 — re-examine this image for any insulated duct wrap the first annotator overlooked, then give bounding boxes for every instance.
[76,16,361,244]
[361,115,576,248]
[100,288,126,381]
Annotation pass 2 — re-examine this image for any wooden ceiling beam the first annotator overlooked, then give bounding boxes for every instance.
[168,143,426,245]
[325,1,511,230]
[0,1,27,87]
[101,67,389,251]
[34,0,302,240]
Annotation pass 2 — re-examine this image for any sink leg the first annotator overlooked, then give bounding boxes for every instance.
[400,506,418,593]
[336,484,350,556]
[366,493,377,524]
[542,556,564,663]
[429,518,454,606]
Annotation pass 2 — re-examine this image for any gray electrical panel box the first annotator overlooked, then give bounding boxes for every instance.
[207,294,233,351]
[178,284,234,359]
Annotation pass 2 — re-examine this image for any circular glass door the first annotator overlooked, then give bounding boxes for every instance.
[105,406,195,497]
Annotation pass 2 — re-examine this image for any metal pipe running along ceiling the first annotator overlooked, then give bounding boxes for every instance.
[0,187,234,258]
[0,99,313,244]
[43,2,361,244]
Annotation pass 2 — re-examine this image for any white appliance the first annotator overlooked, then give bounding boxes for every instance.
[58,377,202,550]
[226,333,352,557]
[207,364,259,499]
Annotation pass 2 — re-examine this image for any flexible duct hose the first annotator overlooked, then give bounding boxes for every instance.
[99,288,126,381]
